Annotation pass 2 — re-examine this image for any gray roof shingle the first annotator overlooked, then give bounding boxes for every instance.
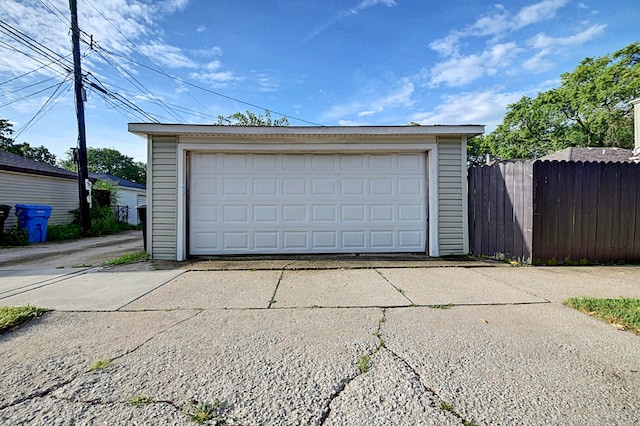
[539,147,634,163]
[0,151,77,179]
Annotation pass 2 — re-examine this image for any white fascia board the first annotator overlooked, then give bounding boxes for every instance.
[129,123,485,139]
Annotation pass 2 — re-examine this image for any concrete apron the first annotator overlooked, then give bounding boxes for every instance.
[1,265,640,425]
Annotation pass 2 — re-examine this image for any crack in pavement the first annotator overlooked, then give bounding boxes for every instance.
[318,306,480,426]
[0,310,203,412]
[374,268,416,305]
[318,308,388,425]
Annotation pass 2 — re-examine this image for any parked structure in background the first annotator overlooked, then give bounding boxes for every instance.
[0,151,147,234]
[0,151,78,230]
[89,173,146,226]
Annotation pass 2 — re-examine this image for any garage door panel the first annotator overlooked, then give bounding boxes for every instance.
[189,153,426,255]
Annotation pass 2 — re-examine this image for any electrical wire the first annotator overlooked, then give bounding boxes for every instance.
[14,75,72,139]
[83,0,218,119]
[0,80,70,108]
[103,48,324,126]
[0,75,59,97]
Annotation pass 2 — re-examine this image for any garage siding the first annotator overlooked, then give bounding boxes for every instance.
[150,137,178,260]
[437,137,466,255]
[0,171,78,230]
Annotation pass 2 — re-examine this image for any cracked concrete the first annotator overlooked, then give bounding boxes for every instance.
[1,259,640,425]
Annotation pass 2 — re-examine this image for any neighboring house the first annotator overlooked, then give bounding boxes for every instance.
[539,147,634,162]
[0,150,79,231]
[129,124,484,261]
[89,173,146,225]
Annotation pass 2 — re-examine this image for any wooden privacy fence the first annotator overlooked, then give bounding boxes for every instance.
[468,161,640,264]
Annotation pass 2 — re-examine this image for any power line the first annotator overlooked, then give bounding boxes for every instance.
[0,75,59,96]
[104,48,324,126]
[0,19,74,72]
[83,0,218,119]
[0,80,69,108]
[14,76,72,140]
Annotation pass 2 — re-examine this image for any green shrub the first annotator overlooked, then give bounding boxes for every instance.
[47,223,81,242]
[1,225,28,247]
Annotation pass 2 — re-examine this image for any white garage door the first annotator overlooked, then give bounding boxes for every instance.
[188,152,426,255]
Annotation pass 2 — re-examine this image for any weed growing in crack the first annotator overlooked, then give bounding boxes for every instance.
[358,355,371,374]
[129,395,155,405]
[439,401,453,411]
[430,304,454,310]
[373,332,386,348]
[184,399,229,424]
[464,421,478,426]
[88,359,111,371]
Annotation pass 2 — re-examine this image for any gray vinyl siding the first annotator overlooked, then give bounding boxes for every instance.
[0,171,78,231]
[150,136,178,260]
[437,137,466,255]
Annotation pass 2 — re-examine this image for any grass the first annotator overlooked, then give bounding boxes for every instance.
[105,251,148,265]
[129,395,155,405]
[439,401,453,411]
[88,359,111,371]
[429,304,454,310]
[564,297,640,334]
[184,400,228,424]
[357,355,371,374]
[0,305,50,333]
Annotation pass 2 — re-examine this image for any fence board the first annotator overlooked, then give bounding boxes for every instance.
[471,160,640,264]
[572,163,586,261]
[503,163,515,259]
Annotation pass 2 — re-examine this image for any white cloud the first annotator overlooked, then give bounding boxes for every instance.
[410,90,523,131]
[321,78,414,122]
[305,0,397,42]
[528,23,607,49]
[429,42,522,87]
[523,23,607,72]
[139,41,198,68]
[429,0,570,58]
[196,25,206,33]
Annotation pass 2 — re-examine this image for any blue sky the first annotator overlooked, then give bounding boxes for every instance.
[0,0,637,162]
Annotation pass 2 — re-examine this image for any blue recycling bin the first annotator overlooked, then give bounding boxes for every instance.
[15,204,53,243]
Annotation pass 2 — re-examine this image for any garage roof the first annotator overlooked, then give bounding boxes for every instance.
[128,124,485,139]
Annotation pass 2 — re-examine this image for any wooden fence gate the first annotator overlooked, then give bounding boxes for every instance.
[468,161,640,264]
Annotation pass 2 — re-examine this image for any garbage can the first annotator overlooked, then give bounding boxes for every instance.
[0,204,11,244]
[15,204,53,243]
[136,204,147,252]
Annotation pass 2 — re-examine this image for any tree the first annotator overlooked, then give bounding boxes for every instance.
[215,110,289,126]
[61,147,146,184]
[0,118,58,165]
[474,42,640,161]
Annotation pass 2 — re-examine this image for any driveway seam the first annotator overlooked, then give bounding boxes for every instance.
[374,268,416,305]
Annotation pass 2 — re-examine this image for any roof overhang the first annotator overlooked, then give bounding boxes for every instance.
[128,123,485,139]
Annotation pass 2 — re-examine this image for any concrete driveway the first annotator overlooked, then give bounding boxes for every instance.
[1,245,639,424]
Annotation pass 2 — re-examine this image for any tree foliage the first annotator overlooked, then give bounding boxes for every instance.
[473,42,640,163]
[215,110,289,126]
[60,147,146,184]
[0,119,58,165]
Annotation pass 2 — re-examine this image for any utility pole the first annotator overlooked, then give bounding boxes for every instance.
[69,0,91,234]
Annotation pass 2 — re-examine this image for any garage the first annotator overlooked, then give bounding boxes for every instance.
[128,124,484,261]
[188,152,426,254]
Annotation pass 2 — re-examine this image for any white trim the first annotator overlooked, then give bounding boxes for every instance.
[461,136,470,254]
[176,143,187,261]
[130,123,484,138]
[176,141,441,258]
[428,146,439,257]
[146,135,153,257]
